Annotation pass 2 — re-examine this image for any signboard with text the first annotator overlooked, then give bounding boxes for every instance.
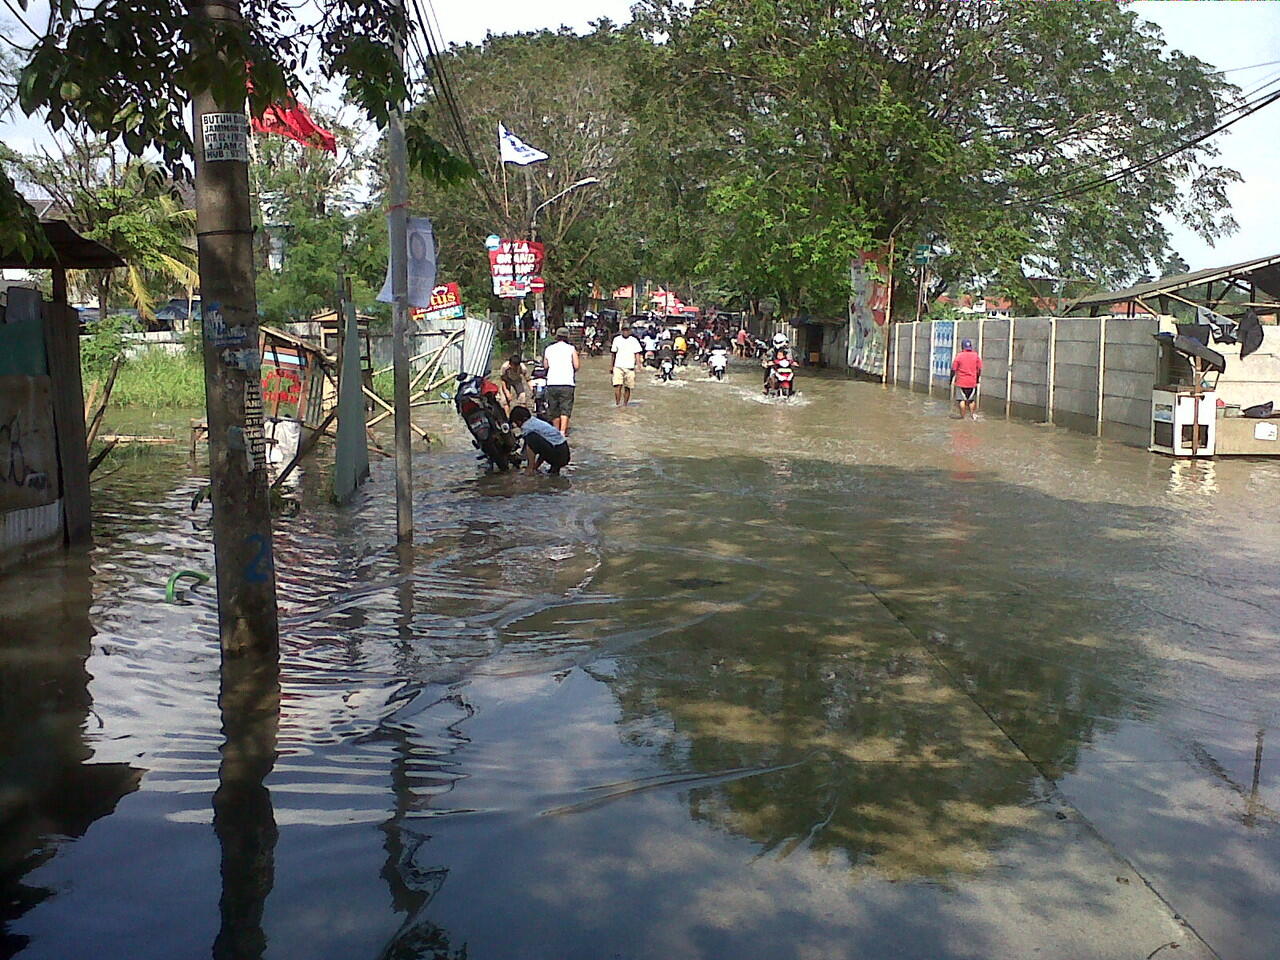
[488,239,545,298]
[423,282,465,323]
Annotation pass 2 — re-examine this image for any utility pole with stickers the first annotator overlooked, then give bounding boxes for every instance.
[190,0,280,657]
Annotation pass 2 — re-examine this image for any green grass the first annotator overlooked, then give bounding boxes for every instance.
[102,349,206,407]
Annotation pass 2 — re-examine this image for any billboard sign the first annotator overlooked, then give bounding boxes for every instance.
[423,282,465,324]
[848,245,892,378]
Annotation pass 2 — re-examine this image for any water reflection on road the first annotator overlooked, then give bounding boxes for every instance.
[2,361,1278,959]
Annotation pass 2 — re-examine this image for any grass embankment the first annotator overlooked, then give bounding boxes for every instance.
[87,350,206,407]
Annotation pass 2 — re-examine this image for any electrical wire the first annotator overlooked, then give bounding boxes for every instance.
[0,0,41,40]
[1006,65,1280,202]
[1013,84,1280,207]
[403,0,502,211]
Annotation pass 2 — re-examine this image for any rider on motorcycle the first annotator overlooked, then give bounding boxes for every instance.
[764,333,793,387]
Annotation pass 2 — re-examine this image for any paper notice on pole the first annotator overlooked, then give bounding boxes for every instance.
[201,113,250,162]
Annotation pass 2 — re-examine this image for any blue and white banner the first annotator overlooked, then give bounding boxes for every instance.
[931,321,955,382]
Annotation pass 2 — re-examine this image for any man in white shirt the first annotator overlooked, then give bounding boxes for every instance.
[610,322,645,406]
[542,327,580,435]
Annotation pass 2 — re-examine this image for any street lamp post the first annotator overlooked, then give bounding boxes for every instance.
[527,176,599,348]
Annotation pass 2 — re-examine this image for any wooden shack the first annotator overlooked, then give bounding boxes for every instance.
[0,220,124,566]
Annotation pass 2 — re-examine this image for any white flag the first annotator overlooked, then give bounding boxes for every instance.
[498,122,549,165]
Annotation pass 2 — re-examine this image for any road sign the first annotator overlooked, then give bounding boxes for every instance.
[913,244,933,267]
[530,276,546,293]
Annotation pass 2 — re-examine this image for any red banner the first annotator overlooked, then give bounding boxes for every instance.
[489,239,545,298]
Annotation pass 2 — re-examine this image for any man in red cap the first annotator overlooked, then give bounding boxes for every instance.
[951,338,983,420]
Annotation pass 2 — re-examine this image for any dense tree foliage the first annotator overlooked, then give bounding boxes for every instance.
[407,24,645,315]
[631,0,1241,313]
[0,1,1245,319]
[0,0,470,259]
[250,109,385,324]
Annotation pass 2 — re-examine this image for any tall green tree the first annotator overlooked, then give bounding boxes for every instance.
[407,24,647,316]
[250,109,384,323]
[633,0,1241,314]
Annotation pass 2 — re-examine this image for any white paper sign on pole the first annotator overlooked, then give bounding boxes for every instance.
[201,113,250,162]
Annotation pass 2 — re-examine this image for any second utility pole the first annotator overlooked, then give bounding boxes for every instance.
[387,11,414,543]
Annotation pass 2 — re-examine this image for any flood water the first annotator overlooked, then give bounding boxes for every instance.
[3,358,1278,959]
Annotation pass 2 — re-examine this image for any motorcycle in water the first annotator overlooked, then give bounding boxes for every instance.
[530,364,549,418]
[454,375,521,470]
[658,355,676,382]
[708,348,729,381]
[766,358,796,399]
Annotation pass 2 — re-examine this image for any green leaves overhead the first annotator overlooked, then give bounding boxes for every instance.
[632,0,1241,311]
[0,0,464,254]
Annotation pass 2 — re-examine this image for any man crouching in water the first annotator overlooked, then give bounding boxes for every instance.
[510,405,571,475]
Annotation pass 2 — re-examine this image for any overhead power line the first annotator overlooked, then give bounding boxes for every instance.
[1014,84,1280,207]
[1010,66,1280,203]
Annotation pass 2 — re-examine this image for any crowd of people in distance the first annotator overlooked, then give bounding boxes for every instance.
[479,313,810,475]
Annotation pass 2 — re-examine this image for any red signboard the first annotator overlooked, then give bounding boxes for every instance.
[530,276,546,293]
[488,239,545,298]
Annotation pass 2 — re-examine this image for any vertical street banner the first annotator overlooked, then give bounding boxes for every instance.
[931,321,956,384]
[848,245,892,378]
[488,239,545,298]
[378,216,436,309]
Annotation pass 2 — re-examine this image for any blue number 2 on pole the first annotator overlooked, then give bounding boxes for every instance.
[244,533,272,583]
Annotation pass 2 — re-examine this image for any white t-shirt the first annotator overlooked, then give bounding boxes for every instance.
[544,340,577,387]
[611,335,644,370]
[642,335,657,352]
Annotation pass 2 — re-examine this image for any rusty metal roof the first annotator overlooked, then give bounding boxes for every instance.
[1071,252,1280,308]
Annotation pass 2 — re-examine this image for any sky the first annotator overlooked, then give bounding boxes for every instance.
[3,0,1278,271]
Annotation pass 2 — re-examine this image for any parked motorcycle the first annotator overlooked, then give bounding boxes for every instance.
[454,375,521,470]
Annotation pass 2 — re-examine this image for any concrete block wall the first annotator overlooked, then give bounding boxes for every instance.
[1101,318,1158,445]
[1008,317,1051,419]
[979,319,1010,408]
[1204,325,1280,410]
[886,316,1160,446]
[911,323,930,392]
[1052,318,1103,433]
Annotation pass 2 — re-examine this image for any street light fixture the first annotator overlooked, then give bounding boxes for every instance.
[529,176,600,240]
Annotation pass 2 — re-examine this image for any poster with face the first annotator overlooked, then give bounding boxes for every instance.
[377,216,437,309]
[848,245,892,378]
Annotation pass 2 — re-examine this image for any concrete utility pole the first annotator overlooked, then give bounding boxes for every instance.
[191,0,280,656]
[387,15,414,544]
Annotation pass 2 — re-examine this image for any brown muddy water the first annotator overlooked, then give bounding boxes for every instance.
[2,358,1279,960]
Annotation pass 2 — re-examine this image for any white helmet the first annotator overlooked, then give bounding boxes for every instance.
[771,333,788,347]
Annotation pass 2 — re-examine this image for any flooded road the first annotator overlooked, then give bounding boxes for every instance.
[3,357,1278,959]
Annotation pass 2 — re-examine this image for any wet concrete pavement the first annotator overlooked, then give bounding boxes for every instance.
[2,356,1277,959]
